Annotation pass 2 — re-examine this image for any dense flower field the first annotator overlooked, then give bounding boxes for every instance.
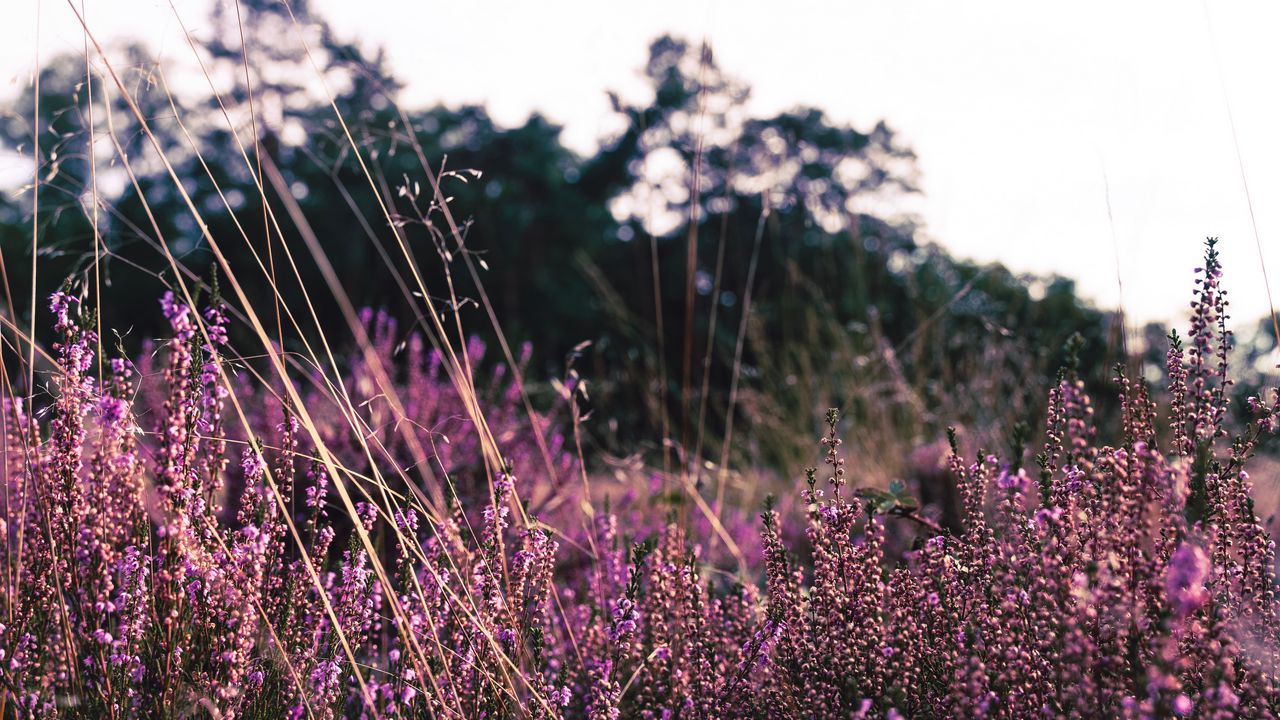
[1,240,1278,718]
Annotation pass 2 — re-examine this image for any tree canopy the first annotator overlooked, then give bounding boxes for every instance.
[0,1,1127,472]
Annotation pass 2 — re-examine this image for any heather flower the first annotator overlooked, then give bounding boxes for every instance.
[50,290,76,332]
[606,597,639,645]
[1167,542,1211,617]
[996,465,1030,492]
[549,685,572,707]
[7,243,1280,718]
[241,448,267,481]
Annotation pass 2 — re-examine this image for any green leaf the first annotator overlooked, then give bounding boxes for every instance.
[857,488,894,504]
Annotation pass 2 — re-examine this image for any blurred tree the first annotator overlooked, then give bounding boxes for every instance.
[0,9,1130,477]
[575,37,1116,472]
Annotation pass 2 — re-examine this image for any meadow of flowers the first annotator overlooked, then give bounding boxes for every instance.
[2,203,1279,720]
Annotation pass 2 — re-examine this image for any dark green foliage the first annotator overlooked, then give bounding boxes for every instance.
[1,3,1118,473]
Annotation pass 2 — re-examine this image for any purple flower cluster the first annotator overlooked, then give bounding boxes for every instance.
[2,239,1279,718]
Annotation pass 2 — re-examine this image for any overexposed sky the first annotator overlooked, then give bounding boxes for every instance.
[3,0,1279,329]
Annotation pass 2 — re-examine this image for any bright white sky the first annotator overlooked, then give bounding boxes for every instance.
[3,0,1279,331]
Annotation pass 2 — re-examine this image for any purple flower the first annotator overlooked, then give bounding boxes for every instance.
[241,449,266,480]
[1166,542,1210,617]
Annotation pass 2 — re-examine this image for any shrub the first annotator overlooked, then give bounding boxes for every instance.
[1,239,1278,718]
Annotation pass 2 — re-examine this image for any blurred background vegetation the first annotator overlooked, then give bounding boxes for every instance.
[2,0,1275,491]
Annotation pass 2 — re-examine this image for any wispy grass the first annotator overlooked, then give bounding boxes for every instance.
[1,3,1279,718]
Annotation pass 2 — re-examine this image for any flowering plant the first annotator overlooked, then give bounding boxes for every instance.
[2,239,1278,718]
